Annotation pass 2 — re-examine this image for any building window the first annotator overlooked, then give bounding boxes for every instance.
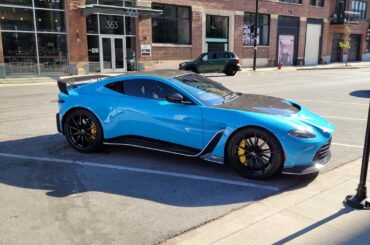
[0,7,34,31]
[280,0,302,4]
[310,0,325,7]
[206,15,229,39]
[0,0,68,75]
[243,13,270,46]
[152,3,191,44]
[351,1,367,19]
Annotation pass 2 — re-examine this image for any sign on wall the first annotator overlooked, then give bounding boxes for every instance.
[141,44,151,57]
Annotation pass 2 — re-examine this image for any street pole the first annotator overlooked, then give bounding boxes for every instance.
[345,102,370,209]
[252,0,259,71]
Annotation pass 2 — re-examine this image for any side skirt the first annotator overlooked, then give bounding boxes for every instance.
[103,130,225,164]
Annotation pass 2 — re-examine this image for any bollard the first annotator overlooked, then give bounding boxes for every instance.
[345,102,370,209]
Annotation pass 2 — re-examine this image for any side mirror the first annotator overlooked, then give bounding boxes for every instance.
[166,92,184,103]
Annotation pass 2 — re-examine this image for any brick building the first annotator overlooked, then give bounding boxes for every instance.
[0,0,369,77]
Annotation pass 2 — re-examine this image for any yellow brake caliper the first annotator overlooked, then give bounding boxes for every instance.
[238,139,248,166]
[90,123,97,139]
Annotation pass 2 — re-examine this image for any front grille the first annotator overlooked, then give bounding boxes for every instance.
[313,139,331,161]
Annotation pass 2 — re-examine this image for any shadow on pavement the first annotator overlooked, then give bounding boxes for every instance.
[0,134,318,207]
[349,90,370,98]
[272,206,355,245]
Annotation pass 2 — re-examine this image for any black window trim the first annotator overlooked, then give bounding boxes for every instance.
[151,3,192,45]
[105,78,196,105]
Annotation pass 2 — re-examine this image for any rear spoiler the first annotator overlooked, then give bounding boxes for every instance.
[57,74,112,95]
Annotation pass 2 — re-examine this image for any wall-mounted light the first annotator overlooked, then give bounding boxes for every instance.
[76,29,81,42]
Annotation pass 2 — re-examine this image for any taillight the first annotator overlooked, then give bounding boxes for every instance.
[236,59,240,64]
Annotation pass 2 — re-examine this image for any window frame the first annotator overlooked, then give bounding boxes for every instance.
[105,78,195,104]
[351,0,367,19]
[151,3,192,45]
[243,13,270,46]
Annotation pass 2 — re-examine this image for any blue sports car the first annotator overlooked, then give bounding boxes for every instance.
[56,71,334,179]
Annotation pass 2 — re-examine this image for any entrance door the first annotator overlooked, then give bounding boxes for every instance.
[304,24,322,65]
[278,35,295,66]
[100,36,126,73]
[331,33,343,62]
[348,34,361,61]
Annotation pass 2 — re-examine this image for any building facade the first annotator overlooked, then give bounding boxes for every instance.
[0,0,369,77]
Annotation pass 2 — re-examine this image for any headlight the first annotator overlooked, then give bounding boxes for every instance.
[288,129,316,138]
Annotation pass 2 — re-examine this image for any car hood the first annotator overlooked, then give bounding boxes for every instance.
[216,93,300,116]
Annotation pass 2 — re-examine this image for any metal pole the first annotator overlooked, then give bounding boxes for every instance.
[253,0,259,71]
[345,102,370,209]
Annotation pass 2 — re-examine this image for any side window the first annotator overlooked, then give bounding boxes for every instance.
[214,53,227,59]
[105,81,124,94]
[202,54,209,61]
[123,79,179,100]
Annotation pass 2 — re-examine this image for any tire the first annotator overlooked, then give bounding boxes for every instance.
[225,66,237,76]
[226,128,284,180]
[63,109,103,153]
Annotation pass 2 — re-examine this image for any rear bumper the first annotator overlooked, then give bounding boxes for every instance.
[56,113,62,134]
[282,151,331,175]
[236,64,241,71]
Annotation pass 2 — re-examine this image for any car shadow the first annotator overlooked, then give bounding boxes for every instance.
[349,90,370,98]
[0,134,318,207]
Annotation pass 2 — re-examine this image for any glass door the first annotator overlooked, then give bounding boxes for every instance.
[100,35,126,73]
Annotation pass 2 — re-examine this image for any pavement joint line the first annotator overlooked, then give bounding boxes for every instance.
[323,116,366,121]
[292,99,369,106]
[0,152,279,191]
[332,142,363,148]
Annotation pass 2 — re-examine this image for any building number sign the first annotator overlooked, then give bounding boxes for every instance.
[106,21,119,30]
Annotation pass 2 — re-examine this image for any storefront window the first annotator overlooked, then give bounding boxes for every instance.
[243,13,270,46]
[152,3,191,44]
[0,0,68,74]
[87,35,100,73]
[99,15,124,35]
[34,0,65,9]
[37,33,68,73]
[206,15,228,39]
[125,16,136,35]
[86,14,99,34]
[2,32,38,73]
[35,10,66,32]
[0,0,32,6]
[0,7,34,31]
[126,36,136,71]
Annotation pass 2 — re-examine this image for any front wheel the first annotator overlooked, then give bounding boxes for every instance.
[226,128,284,179]
[64,109,103,153]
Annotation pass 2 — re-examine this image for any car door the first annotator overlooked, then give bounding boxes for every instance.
[114,78,204,150]
[213,52,228,72]
[197,54,215,73]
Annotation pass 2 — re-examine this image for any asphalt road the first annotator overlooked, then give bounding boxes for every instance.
[0,68,369,244]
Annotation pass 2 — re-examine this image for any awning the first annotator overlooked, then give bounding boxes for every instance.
[78,4,162,19]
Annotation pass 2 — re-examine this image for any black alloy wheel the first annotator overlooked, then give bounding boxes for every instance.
[227,128,284,179]
[64,109,103,153]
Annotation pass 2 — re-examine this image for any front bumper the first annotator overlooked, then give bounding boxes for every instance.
[282,151,331,175]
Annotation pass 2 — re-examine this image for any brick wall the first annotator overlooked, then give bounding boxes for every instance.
[66,0,88,74]
[152,46,192,60]
[298,18,307,65]
[191,11,203,59]
[234,15,244,59]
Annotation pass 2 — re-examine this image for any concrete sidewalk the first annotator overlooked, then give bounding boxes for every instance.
[165,159,370,245]
[242,61,370,72]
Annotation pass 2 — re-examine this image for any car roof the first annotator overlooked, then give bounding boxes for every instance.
[116,70,193,79]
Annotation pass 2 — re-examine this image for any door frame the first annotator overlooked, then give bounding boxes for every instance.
[99,35,126,73]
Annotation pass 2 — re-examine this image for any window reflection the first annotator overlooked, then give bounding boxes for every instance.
[126,36,136,71]
[36,10,65,32]
[38,34,68,73]
[0,7,34,31]
[2,32,38,74]
[87,35,101,72]
[35,0,65,9]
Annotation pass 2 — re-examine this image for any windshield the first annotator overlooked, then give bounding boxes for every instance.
[172,74,237,106]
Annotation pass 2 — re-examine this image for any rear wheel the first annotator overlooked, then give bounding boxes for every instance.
[225,66,237,76]
[64,109,103,153]
[227,128,284,179]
